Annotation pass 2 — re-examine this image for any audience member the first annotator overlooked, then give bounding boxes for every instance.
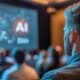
[35,50,48,78]
[1,49,39,80]
[25,50,37,68]
[45,48,60,72]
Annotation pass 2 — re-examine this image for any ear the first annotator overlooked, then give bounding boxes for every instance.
[69,30,77,44]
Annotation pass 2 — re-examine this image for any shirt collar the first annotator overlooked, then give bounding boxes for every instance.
[68,52,80,64]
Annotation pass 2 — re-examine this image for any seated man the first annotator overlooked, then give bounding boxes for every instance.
[1,49,39,80]
[41,2,80,80]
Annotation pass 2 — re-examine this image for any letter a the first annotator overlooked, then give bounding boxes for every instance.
[16,22,24,32]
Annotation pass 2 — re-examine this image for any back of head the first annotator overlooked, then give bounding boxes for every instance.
[14,49,25,65]
[64,2,80,55]
[64,2,80,32]
[52,49,59,61]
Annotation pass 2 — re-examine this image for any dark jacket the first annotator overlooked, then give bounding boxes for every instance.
[41,53,80,80]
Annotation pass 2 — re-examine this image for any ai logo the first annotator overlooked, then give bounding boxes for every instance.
[16,22,28,33]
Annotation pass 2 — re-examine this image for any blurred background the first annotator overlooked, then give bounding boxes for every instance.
[0,0,79,80]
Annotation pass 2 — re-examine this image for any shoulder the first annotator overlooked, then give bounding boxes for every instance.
[1,67,14,80]
[41,63,80,80]
[7,71,21,80]
[41,65,71,80]
[41,69,68,80]
[41,69,59,80]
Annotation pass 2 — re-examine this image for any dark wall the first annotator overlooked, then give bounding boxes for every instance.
[38,7,50,49]
[0,0,51,49]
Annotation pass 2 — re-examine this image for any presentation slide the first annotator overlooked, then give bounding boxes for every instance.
[0,3,38,50]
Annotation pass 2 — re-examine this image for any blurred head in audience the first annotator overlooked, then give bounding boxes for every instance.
[51,48,59,64]
[47,48,60,69]
[47,46,59,64]
[55,45,63,57]
[14,50,25,65]
[5,49,25,65]
[47,46,54,62]
[64,2,80,56]
[0,49,7,58]
[35,50,48,76]
[36,50,48,67]
[25,50,38,67]
[0,49,8,65]
[55,46,67,66]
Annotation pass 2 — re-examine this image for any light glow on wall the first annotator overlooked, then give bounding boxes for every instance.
[33,0,66,4]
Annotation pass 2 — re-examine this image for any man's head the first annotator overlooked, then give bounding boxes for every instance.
[64,2,80,55]
[14,49,25,65]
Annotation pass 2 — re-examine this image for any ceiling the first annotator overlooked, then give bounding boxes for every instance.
[22,0,67,5]
[33,0,66,4]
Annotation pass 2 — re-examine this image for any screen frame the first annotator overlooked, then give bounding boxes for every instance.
[0,0,50,50]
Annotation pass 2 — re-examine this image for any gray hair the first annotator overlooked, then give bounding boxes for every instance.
[64,2,80,32]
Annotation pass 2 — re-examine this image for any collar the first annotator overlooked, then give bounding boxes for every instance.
[68,52,80,64]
